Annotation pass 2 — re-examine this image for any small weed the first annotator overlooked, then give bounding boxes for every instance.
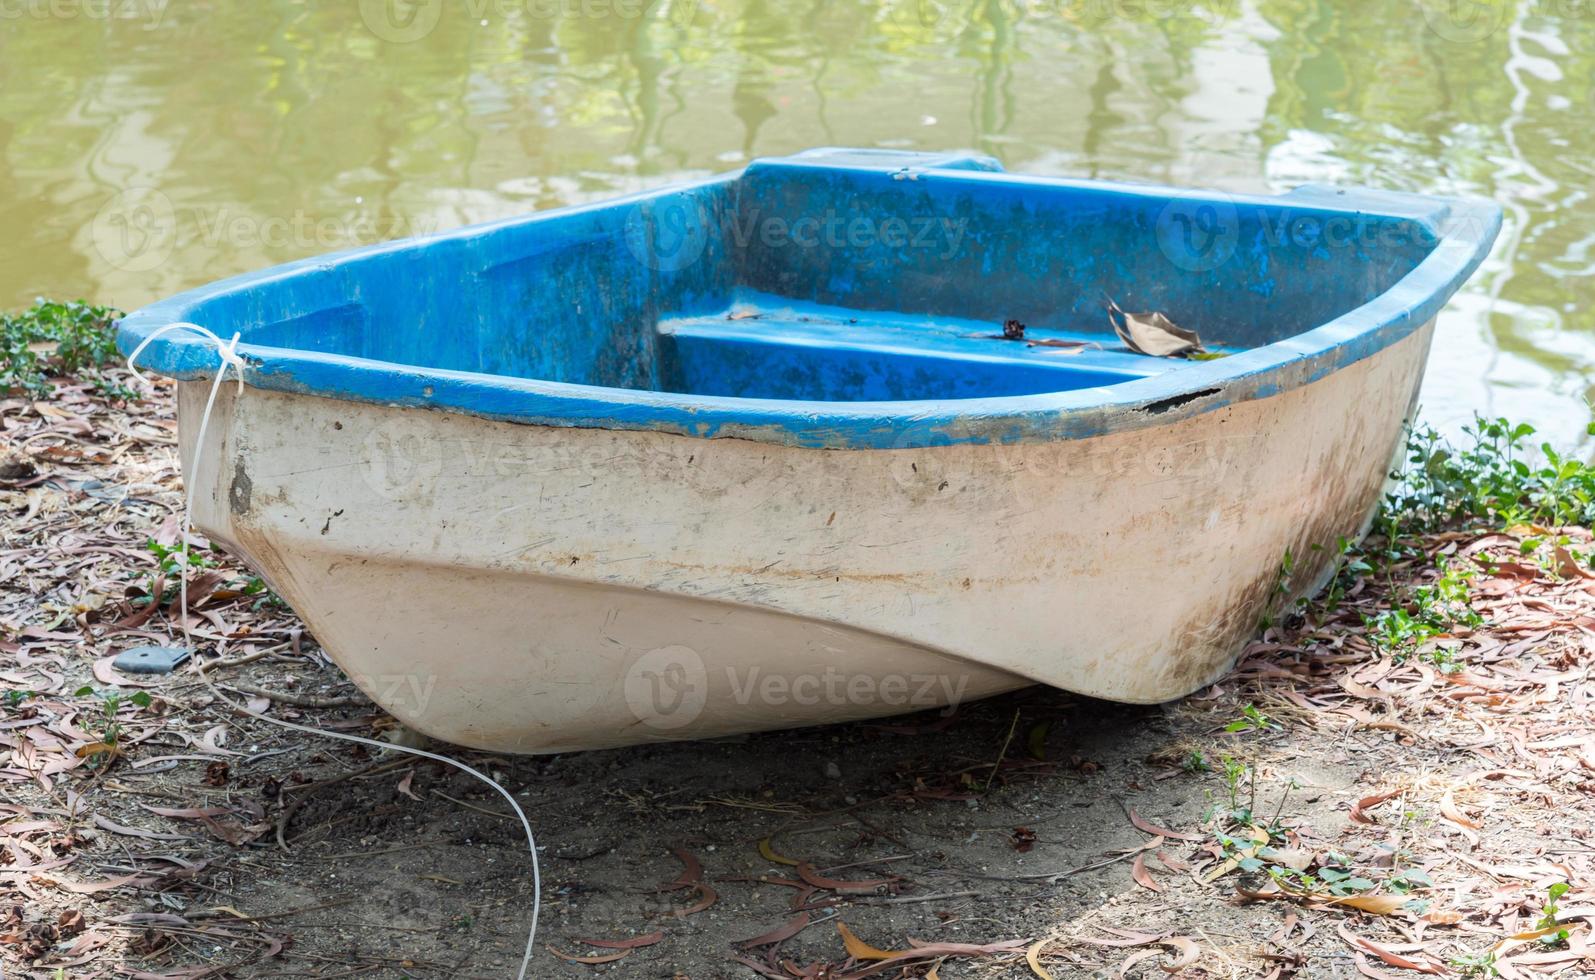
[146,538,217,577]
[1314,865,1378,896]
[1216,755,1256,825]
[1536,881,1571,946]
[1389,867,1433,893]
[1259,548,1297,628]
[1182,749,1210,774]
[1451,951,1498,978]
[74,685,153,755]
[243,575,288,611]
[1321,536,1373,612]
[1366,561,1481,668]
[1,298,126,396]
[138,538,219,605]
[1224,703,1277,734]
[138,541,287,613]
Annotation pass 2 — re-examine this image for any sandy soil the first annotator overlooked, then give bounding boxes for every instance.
[4,375,1594,979]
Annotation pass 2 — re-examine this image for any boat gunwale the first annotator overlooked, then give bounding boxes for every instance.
[115,160,1502,450]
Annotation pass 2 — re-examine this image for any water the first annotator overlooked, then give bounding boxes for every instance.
[1,0,1590,444]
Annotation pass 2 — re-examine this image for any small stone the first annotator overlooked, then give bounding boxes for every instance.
[0,449,36,483]
[824,761,842,780]
[112,645,191,674]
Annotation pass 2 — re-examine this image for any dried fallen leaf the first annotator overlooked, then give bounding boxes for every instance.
[576,930,665,949]
[738,914,809,948]
[1026,938,1056,979]
[1350,789,1403,824]
[1439,788,1481,828]
[838,920,899,960]
[797,862,897,894]
[546,945,631,964]
[1131,852,1164,893]
[1319,893,1410,917]
[669,883,717,918]
[1106,298,1205,357]
[1129,808,1204,842]
[1159,937,1200,973]
[1337,923,1444,974]
[659,845,702,891]
[758,836,799,866]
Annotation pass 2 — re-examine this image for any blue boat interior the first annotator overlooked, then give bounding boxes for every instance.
[150,148,1447,405]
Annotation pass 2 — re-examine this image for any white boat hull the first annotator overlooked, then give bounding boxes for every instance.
[181,321,1432,753]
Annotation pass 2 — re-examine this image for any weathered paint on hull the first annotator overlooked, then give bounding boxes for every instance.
[181,321,1432,753]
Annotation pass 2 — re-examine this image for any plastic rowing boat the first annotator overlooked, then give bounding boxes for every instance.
[118,148,1500,752]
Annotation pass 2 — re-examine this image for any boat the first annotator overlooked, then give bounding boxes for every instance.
[117,148,1501,753]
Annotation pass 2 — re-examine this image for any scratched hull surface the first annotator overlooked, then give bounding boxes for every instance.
[177,321,1428,753]
[122,148,1499,753]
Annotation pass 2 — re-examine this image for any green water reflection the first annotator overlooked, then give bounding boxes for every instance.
[0,0,1589,441]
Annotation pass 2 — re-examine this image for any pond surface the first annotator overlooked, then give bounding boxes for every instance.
[1,0,1590,443]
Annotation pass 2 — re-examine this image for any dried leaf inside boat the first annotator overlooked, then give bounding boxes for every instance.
[1105,298,1205,357]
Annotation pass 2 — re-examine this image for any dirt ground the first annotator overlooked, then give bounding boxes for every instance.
[5,373,1595,979]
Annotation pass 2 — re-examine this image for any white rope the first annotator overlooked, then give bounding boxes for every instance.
[127,324,541,978]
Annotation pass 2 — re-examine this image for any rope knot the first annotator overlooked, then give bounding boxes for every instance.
[126,321,245,392]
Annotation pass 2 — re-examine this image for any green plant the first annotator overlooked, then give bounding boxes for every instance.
[1,298,126,396]
[73,685,153,751]
[1314,864,1378,896]
[1224,703,1277,734]
[1259,548,1298,628]
[138,537,220,605]
[146,538,216,576]
[3,689,36,711]
[242,575,287,611]
[1218,755,1254,825]
[1182,749,1210,774]
[1320,536,1373,612]
[1383,416,1595,542]
[1366,561,1481,668]
[1450,951,1498,978]
[1536,882,1571,946]
[1390,868,1433,893]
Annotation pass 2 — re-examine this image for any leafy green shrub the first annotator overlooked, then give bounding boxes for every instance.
[1,299,125,395]
[1383,416,1595,538]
